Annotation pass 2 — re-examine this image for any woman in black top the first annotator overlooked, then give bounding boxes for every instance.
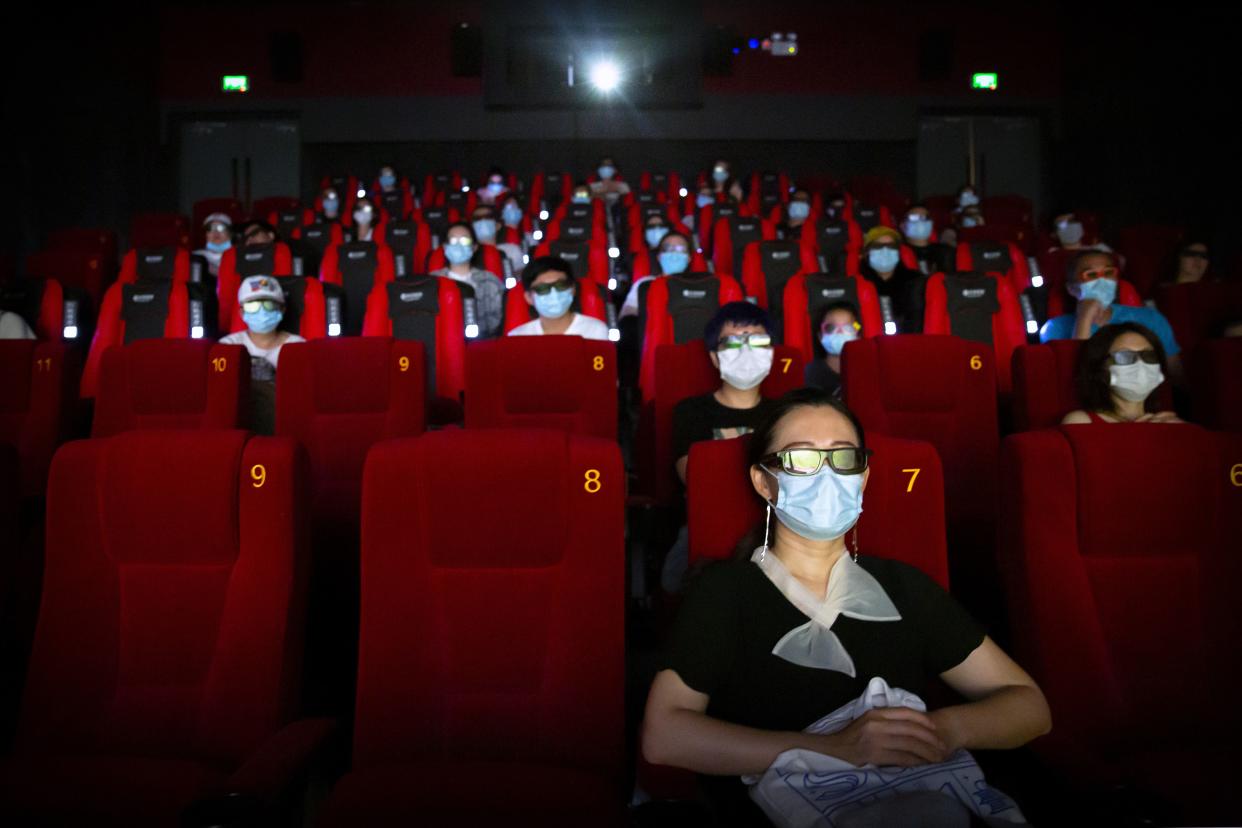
[642,389,1050,822]
[858,226,927,333]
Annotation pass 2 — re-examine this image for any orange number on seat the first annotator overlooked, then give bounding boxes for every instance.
[398,356,410,372]
[251,464,267,488]
[969,355,982,371]
[35,358,53,372]
[593,356,605,371]
[781,358,792,374]
[584,469,601,493]
[902,468,921,492]
[211,357,227,372]
[1232,464,1242,487]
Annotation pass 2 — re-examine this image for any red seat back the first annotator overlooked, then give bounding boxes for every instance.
[82,281,192,398]
[92,340,247,437]
[361,277,466,410]
[998,425,1242,772]
[319,241,397,337]
[781,273,884,364]
[352,429,625,779]
[118,247,192,285]
[17,430,308,763]
[0,341,79,498]
[1154,280,1242,357]
[465,337,618,439]
[954,240,1032,293]
[687,433,948,588]
[638,274,745,400]
[1188,337,1242,432]
[922,272,1027,393]
[1116,223,1184,298]
[25,249,110,308]
[711,214,774,277]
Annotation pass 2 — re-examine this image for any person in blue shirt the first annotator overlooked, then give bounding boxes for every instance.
[1040,249,1183,381]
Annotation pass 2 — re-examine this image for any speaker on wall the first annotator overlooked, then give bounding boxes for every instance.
[452,23,483,77]
[269,31,304,84]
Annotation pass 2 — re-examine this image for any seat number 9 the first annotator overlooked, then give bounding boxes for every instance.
[584,469,601,493]
[398,356,410,372]
[251,464,266,488]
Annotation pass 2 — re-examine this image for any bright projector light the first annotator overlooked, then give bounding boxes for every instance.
[590,60,622,92]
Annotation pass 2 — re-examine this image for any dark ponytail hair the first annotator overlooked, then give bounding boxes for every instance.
[1074,321,1168,415]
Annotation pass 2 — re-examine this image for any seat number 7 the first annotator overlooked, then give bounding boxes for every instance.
[902,468,920,492]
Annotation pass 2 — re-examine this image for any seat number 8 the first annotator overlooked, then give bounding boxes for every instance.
[584,469,602,493]
[592,356,604,371]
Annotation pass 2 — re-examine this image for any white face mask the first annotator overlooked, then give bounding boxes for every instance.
[1109,362,1164,402]
[717,346,774,390]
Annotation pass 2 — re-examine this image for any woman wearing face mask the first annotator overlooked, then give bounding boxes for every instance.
[195,213,233,277]
[219,276,306,435]
[430,221,505,338]
[498,196,527,246]
[900,206,953,275]
[317,187,344,223]
[858,226,926,333]
[776,188,813,241]
[351,197,379,242]
[589,155,630,202]
[507,256,610,340]
[621,231,697,320]
[1061,323,1183,424]
[477,167,510,206]
[643,388,1051,824]
[804,302,860,396]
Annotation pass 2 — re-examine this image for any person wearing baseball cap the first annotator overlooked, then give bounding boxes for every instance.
[195,212,234,277]
[859,225,927,334]
[220,275,305,433]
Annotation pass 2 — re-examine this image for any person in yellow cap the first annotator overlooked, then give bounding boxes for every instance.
[859,225,927,333]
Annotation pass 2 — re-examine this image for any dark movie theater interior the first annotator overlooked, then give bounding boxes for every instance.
[3,1,1240,825]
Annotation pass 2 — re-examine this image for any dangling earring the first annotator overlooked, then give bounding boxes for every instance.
[760,503,772,561]
[850,526,859,562]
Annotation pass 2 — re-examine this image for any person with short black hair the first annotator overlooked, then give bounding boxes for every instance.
[776,187,812,240]
[470,203,499,246]
[507,256,610,340]
[620,230,695,319]
[430,221,505,338]
[1061,322,1183,424]
[239,220,277,247]
[901,205,954,275]
[804,302,860,396]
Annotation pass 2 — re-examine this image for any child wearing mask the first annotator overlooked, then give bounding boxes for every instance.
[804,302,861,397]
[219,276,306,434]
[507,256,610,340]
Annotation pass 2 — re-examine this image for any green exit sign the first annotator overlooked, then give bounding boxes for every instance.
[971,72,998,91]
[222,75,249,93]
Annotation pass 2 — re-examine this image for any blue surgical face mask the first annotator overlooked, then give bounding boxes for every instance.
[658,250,690,275]
[379,173,396,188]
[205,240,231,253]
[444,242,474,265]
[1073,277,1117,306]
[903,218,933,241]
[572,194,591,204]
[958,191,979,207]
[1057,221,1085,246]
[868,247,900,273]
[243,308,283,335]
[487,180,505,193]
[764,466,864,542]
[645,226,670,248]
[788,201,811,221]
[820,328,858,356]
[322,197,339,216]
[533,286,574,319]
[597,165,616,180]
[696,194,714,208]
[472,219,497,242]
[501,204,523,226]
[961,216,979,228]
[712,168,729,183]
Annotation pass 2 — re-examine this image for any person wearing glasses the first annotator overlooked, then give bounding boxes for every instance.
[507,256,609,340]
[431,221,505,338]
[804,302,861,396]
[901,205,954,276]
[1167,239,1212,284]
[1061,323,1183,424]
[195,213,233,278]
[858,226,926,333]
[643,387,1051,824]
[219,276,306,434]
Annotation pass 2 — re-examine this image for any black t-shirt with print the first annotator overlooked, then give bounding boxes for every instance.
[671,394,778,463]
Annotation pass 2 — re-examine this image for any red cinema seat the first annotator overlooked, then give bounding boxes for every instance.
[269,206,314,243]
[118,247,192,285]
[0,430,324,827]
[631,248,709,280]
[998,424,1242,824]
[549,198,606,235]
[1117,223,1184,298]
[1037,248,1144,319]
[373,187,413,223]
[91,340,247,437]
[46,227,118,268]
[634,341,804,507]
[377,219,432,280]
[0,341,79,499]
[529,171,572,214]
[800,216,862,277]
[694,201,743,250]
[425,242,505,281]
[979,194,1032,230]
[502,279,608,334]
[319,240,396,336]
[740,239,805,319]
[362,276,466,416]
[846,202,891,234]
[955,240,1032,293]
[1154,280,1242,357]
[686,433,948,587]
[442,189,478,221]
[533,237,610,288]
[638,273,745,400]
[955,223,1033,255]
[1188,337,1242,432]
[712,214,775,278]
[782,273,884,364]
[25,249,110,308]
[922,272,1027,393]
[226,276,328,340]
[318,429,626,826]
[191,198,245,247]
[217,242,294,330]
[252,196,303,222]
[130,212,191,249]
[81,280,193,398]
[465,337,618,440]
[423,172,462,206]
[841,335,999,602]
[747,171,790,215]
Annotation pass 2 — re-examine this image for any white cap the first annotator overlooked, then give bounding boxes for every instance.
[203,212,233,227]
[237,275,284,305]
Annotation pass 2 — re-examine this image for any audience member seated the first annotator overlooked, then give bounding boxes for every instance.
[1049,211,1110,253]
[430,221,505,338]
[1061,322,1182,425]
[318,186,344,224]
[775,187,813,241]
[803,302,860,396]
[642,388,1051,824]
[194,212,233,278]
[590,155,631,202]
[507,255,610,341]
[901,205,953,275]
[708,158,745,204]
[0,310,35,340]
[219,276,305,434]
[1166,238,1212,284]
[621,230,695,320]
[1041,250,1181,379]
[858,226,926,333]
[351,197,379,242]
[476,166,510,206]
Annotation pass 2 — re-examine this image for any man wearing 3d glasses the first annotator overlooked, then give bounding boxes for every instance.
[507,256,610,340]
